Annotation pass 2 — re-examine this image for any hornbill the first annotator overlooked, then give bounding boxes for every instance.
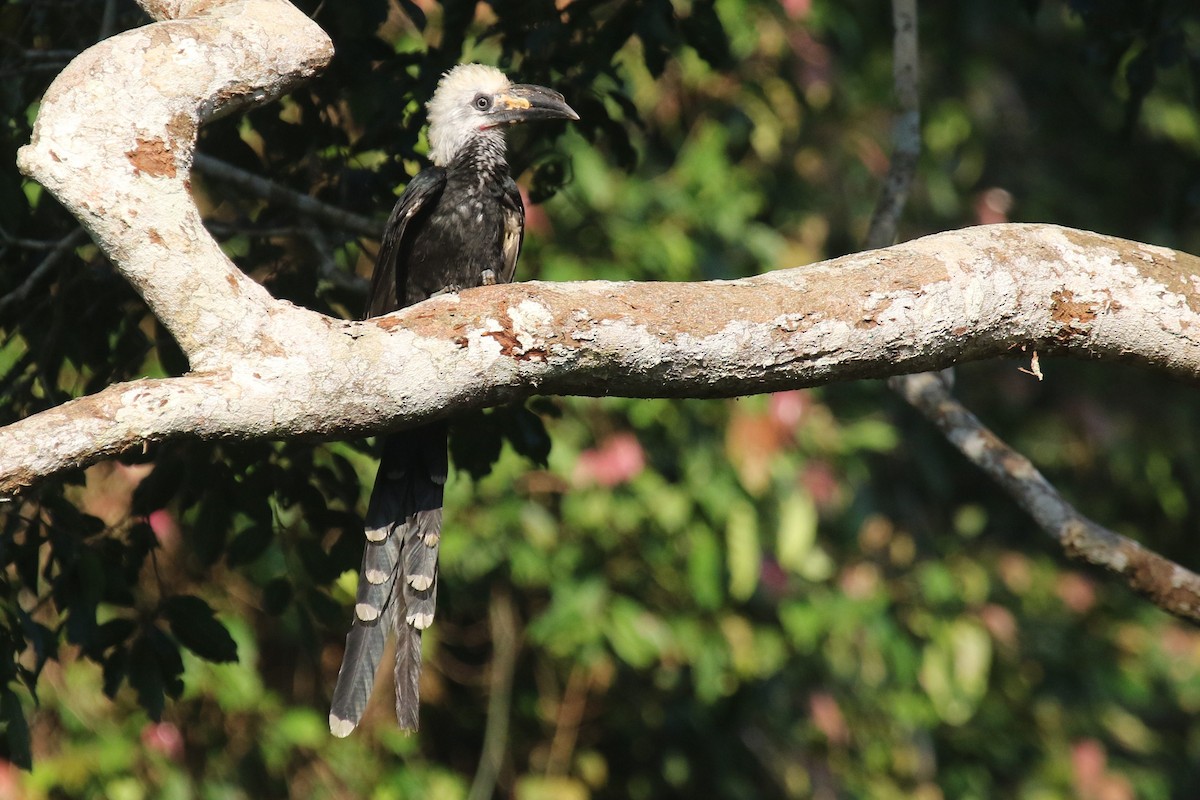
[329,64,578,737]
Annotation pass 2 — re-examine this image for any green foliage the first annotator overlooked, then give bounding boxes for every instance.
[1,0,1200,797]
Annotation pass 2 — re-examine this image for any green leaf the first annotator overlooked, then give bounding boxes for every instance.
[0,688,31,770]
[778,601,824,654]
[687,526,723,610]
[449,410,503,479]
[161,595,238,664]
[725,500,760,602]
[514,775,590,800]
[506,402,553,466]
[84,618,137,660]
[605,596,669,668]
[262,578,293,616]
[226,524,274,566]
[305,589,344,627]
[101,646,128,699]
[61,545,104,647]
[526,579,608,656]
[148,627,185,699]
[128,633,166,721]
[919,618,992,725]
[273,708,327,749]
[840,417,899,453]
[130,458,184,514]
[296,537,338,583]
[776,492,818,574]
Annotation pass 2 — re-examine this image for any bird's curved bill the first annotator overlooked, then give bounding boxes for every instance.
[492,84,580,125]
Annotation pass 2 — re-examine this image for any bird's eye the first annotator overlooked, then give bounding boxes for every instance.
[473,95,492,110]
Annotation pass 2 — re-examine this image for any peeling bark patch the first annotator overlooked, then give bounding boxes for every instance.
[374,316,404,331]
[856,297,894,329]
[0,466,37,496]
[126,136,176,178]
[1060,227,1200,315]
[1125,549,1200,615]
[167,112,197,151]
[212,82,261,114]
[148,229,164,246]
[225,273,241,293]
[483,327,521,357]
[147,24,176,49]
[1063,529,1200,618]
[1050,290,1095,339]
[482,318,547,361]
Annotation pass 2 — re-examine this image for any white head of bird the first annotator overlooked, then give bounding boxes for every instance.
[426,63,579,167]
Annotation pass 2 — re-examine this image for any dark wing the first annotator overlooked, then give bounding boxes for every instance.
[497,176,525,285]
[364,166,447,318]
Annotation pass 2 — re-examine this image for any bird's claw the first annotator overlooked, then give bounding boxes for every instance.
[481,269,497,286]
[430,284,463,298]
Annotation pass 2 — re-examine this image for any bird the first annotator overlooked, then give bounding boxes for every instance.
[329,63,578,737]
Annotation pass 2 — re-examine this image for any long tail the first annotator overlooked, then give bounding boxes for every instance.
[329,423,447,737]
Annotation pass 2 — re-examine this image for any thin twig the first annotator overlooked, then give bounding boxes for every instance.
[870,1,1200,621]
[864,0,920,251]
[0,226,81,250]
[891,372,1200,621]
[204,222,319,238]
[17,49,79,62]
[0,228,89,319]
[467,588,521,800]
[301,224,368,296]
[202,221,368,297]
[192,153,380,238]
[544,663,591,776]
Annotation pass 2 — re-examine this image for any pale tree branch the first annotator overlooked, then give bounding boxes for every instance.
[16,0,333,369]
[1,223,1199,496]
[891,372,1200,621]
[871,0,1200,622]
[7,0,1200,636]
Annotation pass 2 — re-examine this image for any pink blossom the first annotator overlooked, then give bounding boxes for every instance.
[574,433,645,487]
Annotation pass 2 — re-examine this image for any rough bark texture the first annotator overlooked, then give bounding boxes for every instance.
[16,0,333,366]
[3,223,1200,496]
[9,0,1200,625]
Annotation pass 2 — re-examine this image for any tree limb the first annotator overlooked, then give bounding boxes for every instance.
[15,0,333,368]
[467,589,520,800]
[1,222,1199,495]
[193,153,380,238]
[867,0,1200,624]
[0,228,89,317]
[864,0,919,251]
[9,0,1200,636]
[891,372,1200,621]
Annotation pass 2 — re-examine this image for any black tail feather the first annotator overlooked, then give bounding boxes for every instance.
[329,424,447,735]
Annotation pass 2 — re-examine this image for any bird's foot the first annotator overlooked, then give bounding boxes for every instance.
[480,269,497,286]
[429,284,464,298]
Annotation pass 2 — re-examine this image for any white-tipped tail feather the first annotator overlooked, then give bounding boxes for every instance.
[329,426,446,734]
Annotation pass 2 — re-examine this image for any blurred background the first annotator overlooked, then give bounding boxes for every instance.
[2,0,1200,797]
